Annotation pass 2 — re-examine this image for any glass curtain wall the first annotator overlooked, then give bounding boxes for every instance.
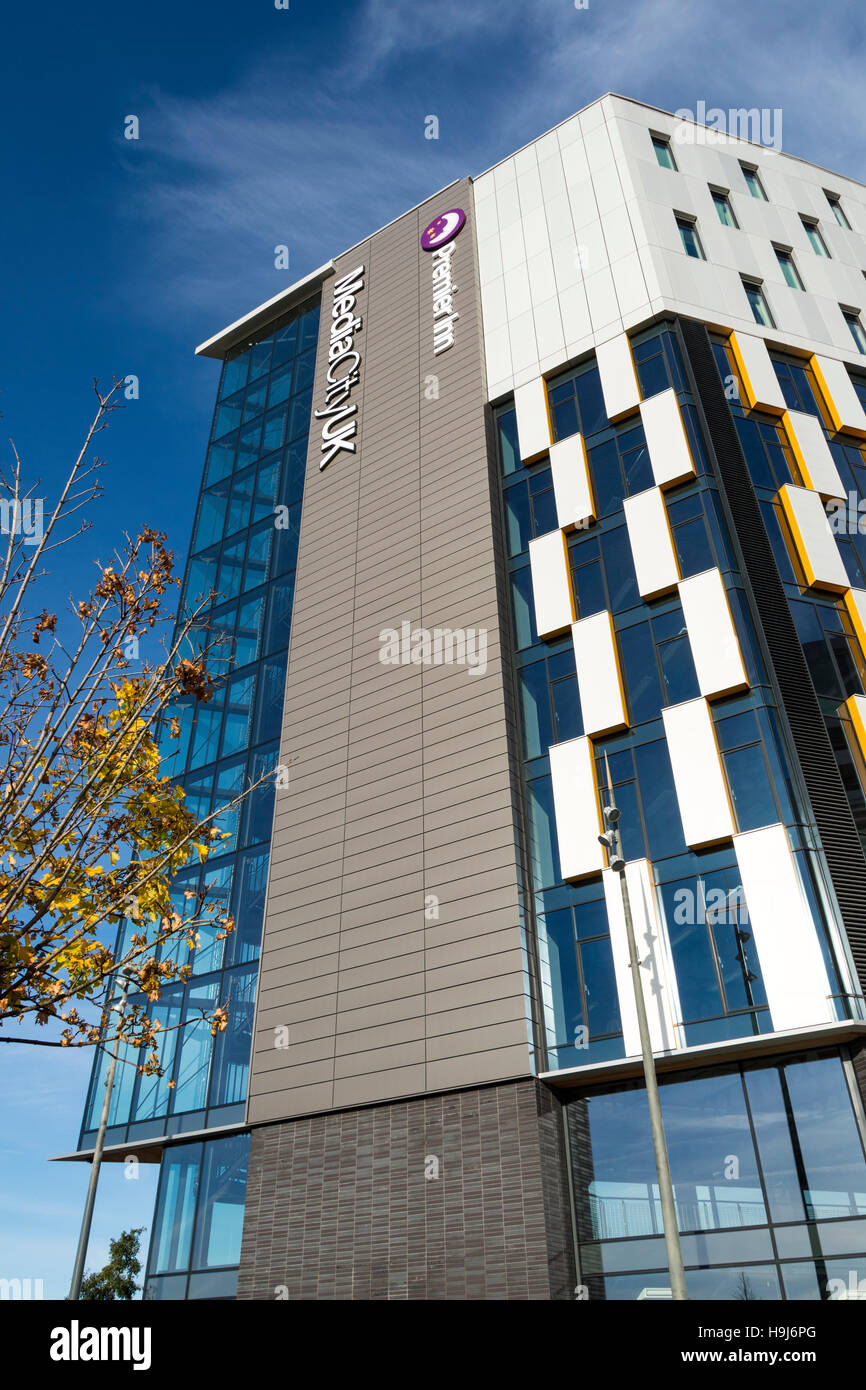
[713,338,866,873]
[496,321,847,1069]
[79,296,319,1149]
[566,1050,866,1300]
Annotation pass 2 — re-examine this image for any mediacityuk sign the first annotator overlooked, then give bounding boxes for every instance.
[315,264,365,471]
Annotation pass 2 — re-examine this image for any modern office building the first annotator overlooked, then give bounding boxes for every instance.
[69,93,866,1300]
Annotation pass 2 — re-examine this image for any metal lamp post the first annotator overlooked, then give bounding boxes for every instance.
[67,969,134,1300]
[598,787,688,1301]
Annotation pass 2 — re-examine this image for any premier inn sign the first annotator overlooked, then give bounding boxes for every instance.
[315,265,365,470]
[420,208,465,357]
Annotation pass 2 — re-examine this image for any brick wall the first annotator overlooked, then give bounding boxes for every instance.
[237,1078,575,1300]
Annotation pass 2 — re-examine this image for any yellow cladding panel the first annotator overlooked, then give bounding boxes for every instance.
[844,588,866,655]
[842,694,866,764]
[777,484,849,593]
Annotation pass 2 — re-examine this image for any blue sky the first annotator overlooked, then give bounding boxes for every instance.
[1,0,864,1300]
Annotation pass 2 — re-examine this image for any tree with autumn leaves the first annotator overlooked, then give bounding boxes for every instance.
[0,382,253,1076]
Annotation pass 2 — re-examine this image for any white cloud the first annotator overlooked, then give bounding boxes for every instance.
[114,0,866,339]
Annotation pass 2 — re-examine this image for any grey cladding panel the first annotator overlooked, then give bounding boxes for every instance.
[246,179,532,1125]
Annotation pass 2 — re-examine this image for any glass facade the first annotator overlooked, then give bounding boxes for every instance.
[713,336,866,872]
[567,1050,866,1300]
[78,295,320,1297]
[144,1133,249,1300]
[497,320,848,1072]
[80,295,318,1151]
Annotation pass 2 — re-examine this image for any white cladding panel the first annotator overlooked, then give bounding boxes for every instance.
[812,354,866,436]
[785,409,845,500]
[549,737,605,881]
[639,388,695,489]
[571,610,628,736]
[529,531,573,638]
[475,95,866,401]
[734,824,835,1032]
[603,859,679,1056]
[730,332,787,413]
[550,434,595,530]
[662,698,734,847]
[596,333,641,422]
[779,484,849,591]
[623,487,680,599]
[514,376,551,461]
[678,569,748,698]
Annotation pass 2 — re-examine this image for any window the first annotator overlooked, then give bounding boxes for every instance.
[733,413,800,492]
[651,134,677,171]
[548,360,608,442]
[567,534,607,620]
[585,422,653,516]
[771,354,834,428]
[851,374,866,417]
[565,1052,866,1301]
[676,215,706,260]
[594,739,686,862]
[830,435,866,512]
[711,336,746,410]
[711,188,738,228]
[146,1134,250,1298]
[801,216,830,257]
[715,706,782,832]
[742,277,775,328]
[565,526,641,618]
[630,325,687,399]
[842,307,866,355]
[617,605,700,725]
[503,464,558,556]
[666,489,715,577]
[518,648,582,758]
[775,247,805,291]
[790,598,866,702]
[540,883,624,1069]
[826,191,852,229]
[740,164,768,201]
[495,405,520,476]
[661,867,768,1040]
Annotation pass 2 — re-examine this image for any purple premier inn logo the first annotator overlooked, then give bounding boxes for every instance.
[420,208,466,251]
[422,209,464,356]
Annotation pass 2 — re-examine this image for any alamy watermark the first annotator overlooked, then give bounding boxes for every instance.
[672,101,782,153]
[0,498,44,546]
[0,1277,44,1299]
[379,621,487,676]
[827,493,866,534]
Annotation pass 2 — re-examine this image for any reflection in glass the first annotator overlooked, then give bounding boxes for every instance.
[152,1144,202,1274]
[191,1134,249,1270]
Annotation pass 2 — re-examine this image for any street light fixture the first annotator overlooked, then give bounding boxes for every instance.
[67,968,135,1300]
